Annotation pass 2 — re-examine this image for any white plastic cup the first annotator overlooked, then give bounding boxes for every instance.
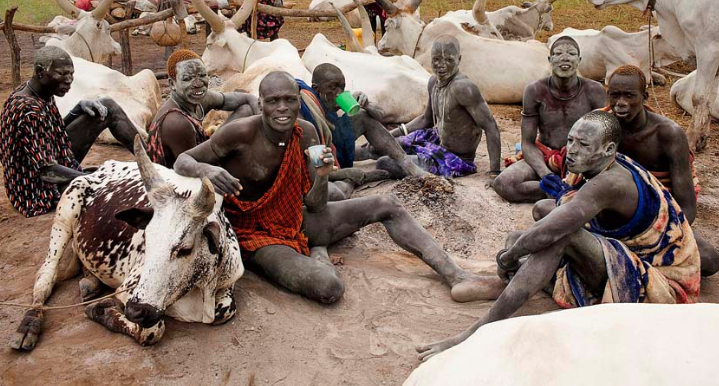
[308,145,326,168]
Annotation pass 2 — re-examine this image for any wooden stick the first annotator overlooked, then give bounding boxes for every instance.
[225,0,377,18]
[0,21,53,34]
[3,7,21,88]
[170,0,189,49]
[109,8,174,32]
[120,1,135,75]
[251,3,258,40]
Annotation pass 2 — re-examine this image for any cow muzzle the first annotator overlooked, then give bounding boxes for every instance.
[125,300,164,328]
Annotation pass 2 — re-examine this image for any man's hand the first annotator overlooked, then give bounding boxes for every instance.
[315,147,337,178]
[203,164,242,196]
[352,91,369,109]
[79,100,108,121]
[496,248,520,285]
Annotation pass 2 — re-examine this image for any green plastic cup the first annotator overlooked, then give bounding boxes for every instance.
[335,91,361,116]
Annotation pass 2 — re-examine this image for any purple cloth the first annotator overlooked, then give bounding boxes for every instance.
[399,128,477,178]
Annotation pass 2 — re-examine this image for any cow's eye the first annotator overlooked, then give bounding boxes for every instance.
[176,247,193,258]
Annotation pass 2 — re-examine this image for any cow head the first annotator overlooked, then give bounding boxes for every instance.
[376,0,426,56]
[119,137,224,328]
[522,0,556,32]
[650,29,681,67]
[190,0,258,77]
[49,0,121,63]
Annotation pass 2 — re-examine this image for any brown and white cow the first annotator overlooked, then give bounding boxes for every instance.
[9,138,244,351]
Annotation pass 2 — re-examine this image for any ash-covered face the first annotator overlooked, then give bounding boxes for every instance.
[565,119,615,174]
[549,42,580,79]
[38,56,74,97]
[172,59,209,105]
[608,74,647,123]
[431,41,461,83]
[259,74,300,133]
[314,71,345,112]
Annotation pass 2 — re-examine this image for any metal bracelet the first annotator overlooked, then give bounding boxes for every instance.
[496,248,519,271]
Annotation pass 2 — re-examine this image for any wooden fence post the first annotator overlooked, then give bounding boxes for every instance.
[120,1,135,75]
[3,7,21,88]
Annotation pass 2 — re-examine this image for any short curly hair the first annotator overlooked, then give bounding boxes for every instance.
[167,49,202,79]
[608,64,646,92]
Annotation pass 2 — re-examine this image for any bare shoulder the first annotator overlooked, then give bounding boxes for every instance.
[211,115,260,147]
[160,111,195,133]
[298,119,320,149]
[453,77,485,104]
[524,77,548,98]
[427,75,438,91]
[650,112,689,149]
[582,77,605,94]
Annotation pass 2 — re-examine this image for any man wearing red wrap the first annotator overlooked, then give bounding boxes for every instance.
[493,36,606,202]
[174,71,502,304]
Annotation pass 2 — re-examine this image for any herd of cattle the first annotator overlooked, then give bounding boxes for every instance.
[8,0,719,382]
[42,0,718,146]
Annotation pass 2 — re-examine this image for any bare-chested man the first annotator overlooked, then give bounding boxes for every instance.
[417,111,700,361]
[146,50,259,168]
[493,36,606,202]
[376,35,501,178]
[606,64,719,276]
[174,71,501,304]
[0,46,138,217]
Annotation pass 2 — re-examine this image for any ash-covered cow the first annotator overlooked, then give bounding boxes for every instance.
[9,138,244,351]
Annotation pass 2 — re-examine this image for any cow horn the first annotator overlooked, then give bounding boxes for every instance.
[55,0,82,18]
[472,0,488,24]
[192,178,216,218]
[91,0,114,19]
[353,0,375,49]
[404,0,423,14]
[133,136,170,195]
[375,0,399,17]
[332,2,364,53]
[190,0,225,34]
[231,0,256,29]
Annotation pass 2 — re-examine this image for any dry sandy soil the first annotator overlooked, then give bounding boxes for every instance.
[2,1,719,385]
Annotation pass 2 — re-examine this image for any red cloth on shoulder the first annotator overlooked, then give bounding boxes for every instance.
[223,123,312,255]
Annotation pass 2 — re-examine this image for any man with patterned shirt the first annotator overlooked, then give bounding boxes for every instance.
[0,46,138,217]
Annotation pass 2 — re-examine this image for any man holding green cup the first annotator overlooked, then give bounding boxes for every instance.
[296,64,425,178]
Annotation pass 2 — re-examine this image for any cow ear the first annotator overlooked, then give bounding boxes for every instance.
[115,207,154,230]
[203,221,221,255]
[521,1,532,8]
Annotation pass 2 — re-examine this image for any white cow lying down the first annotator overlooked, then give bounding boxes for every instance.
[55,56,161,143]
[404,303,719,386]
[672,71,719,121]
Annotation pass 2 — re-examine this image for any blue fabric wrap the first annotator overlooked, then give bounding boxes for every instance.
[295,79,356,169]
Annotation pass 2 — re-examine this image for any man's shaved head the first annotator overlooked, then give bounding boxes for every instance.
[550,36,580,56]
[34,46,71,73]
[579,110,622,146]
[432,35,461,56]
[259,71,299,97]
[312,63,344,87]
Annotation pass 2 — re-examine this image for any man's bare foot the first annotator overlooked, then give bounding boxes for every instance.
[416,334,464,362]
[450,275,505,303]
[404,159,430,177]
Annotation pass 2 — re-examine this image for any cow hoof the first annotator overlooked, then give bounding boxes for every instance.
[79,276,104,301]
[9,309,43,351]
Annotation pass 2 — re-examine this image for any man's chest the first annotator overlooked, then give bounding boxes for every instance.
[620,135,667,171]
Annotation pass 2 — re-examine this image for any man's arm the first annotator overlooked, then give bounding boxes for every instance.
[661,122,697,223]
[20,113,84,183]
[353,91,386,122]
[501,175,617,263]
[174,121,244,196]
[299,120,333,213]
[456,81,502,174]
[389,77,436,137]
[161,113,203,161]
[521,83,553,178]
[203,91,260,115]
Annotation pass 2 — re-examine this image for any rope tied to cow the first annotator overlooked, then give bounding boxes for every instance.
[646,10,665,116]
[0,284,136,311]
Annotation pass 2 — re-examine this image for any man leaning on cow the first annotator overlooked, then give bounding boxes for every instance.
[0,46,138,218]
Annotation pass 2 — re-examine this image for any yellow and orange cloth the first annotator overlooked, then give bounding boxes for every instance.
[504,141,566,176]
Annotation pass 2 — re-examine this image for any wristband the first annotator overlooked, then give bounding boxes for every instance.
[400,123,408,136]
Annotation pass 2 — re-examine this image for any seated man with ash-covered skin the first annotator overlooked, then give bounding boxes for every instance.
[174,71,502,304]
[0,46,138,218]
[493,36,606,202]
[296,63,424,200]
[377,35,501,179]
[604,64,719,276]
[417,111,700,360]
[146,50,259,168]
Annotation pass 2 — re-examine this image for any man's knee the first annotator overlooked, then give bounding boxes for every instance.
[375,194,405,216]
[98,98,126,119]
[697,235,719,276]
[312,271,345,304]
[532,199,555,221]
[492,172,516,199]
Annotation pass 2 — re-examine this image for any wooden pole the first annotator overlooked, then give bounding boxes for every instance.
[169,0,190,49]
[251,3,258,40]
[120,1,135,75]
[3,7,21,88]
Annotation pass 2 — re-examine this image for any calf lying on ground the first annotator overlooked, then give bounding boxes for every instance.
[10,137,244,351]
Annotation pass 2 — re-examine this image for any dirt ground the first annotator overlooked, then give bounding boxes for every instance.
[2,2,719,385]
